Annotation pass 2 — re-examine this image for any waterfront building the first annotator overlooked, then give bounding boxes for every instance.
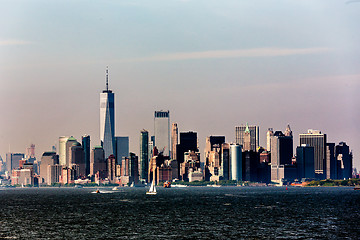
[100,68,115,159]
[335,142,352,179]
[82,135,91,176]
[140,130,149,182]
[221,143,230,180]
[70,143,85,178]
[270,130,293,166]
[171,123,178,160]
[296,144,315,179]
[299,129,327,178]
[180,151,200,181]
[235,124,259,152]
[115,136,129,164]
[176,131,198,165]
[47,164,62,185]
[90,146,106,177]
[64,137,77,167]
[270,126,294,183]
[107,154,116,183]
[40,151,58,185]
[242,150,258,182]
[204,136,225,181]
[230,144,242,181]
[129,152,139,184]
[326,143,336,179]
[154,110,170,157]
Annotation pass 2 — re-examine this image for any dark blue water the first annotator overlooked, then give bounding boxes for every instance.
[0,187,359,239]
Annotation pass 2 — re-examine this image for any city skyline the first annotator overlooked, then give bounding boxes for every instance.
[1,0,359,169]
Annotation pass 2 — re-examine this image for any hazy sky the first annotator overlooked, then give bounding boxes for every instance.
[1,0,359,168]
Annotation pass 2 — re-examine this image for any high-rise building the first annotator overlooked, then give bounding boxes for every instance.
[296,144,315,179]
[154,110,170,157]
[115,136,129,164]
[235,124,259,152]
[270,126,295,183]
[335,142,352,179]
[82,135,91,176]
[243,124,251,151]
[90,146,106,177]
[40,152,58,185]
[107,154,116,183]
[100,68,115,159]
[300,129,327,177]
[65,137,77,167]
[58,136,69,166]
[266,128,274,151]
[129,152,139,184]
[220,143,230,180]
[176,131,198,164]
[326,143,336,179]
[140,130,149,182]
[6,153,25,173]
[230,144,242,181]
[70,143,85,177]
[171,123,178,160]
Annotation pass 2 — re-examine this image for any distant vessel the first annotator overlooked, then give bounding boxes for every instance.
[112,186,118,191]
[172,184,188,188]
[207,184,221,188]
[146,181,157,195]
[163,181,171,188]
[95,189,100,194]
[354,186,360,190]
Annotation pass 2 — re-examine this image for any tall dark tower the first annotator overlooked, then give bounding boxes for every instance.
[82,135,91,176]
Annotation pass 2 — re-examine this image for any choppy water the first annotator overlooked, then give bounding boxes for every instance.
[0,187,359,239]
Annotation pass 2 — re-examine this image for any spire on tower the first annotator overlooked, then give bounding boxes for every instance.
[106,66,109,91]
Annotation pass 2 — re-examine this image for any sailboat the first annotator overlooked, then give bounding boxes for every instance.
[146,181,157,195]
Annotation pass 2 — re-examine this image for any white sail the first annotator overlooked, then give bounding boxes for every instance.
[146,181,157,195]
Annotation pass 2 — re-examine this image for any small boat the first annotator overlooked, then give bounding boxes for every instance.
[146,181,157,195]
[112,186,118,191]
[95,189,100,194]
[354,186,360,190]
[172,184,188,188]
[163,181,171,188]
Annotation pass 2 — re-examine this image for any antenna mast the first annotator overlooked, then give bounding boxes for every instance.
[106,66,109,91]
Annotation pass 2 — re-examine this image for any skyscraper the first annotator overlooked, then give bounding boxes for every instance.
[171,123,178,160]
[140,130,149,182]
[335,142,352,179]
[100,68,115,159]
[154,110,170,157]
[266,128,274,151]
[235,124,259,152]
[300,129,327,178]
[230,144,242,181]
[115,136,129,164]
[82,135,91,176]
[296,144,315,179]
[59,136,69,166]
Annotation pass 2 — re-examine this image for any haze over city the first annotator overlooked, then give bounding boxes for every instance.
[0,0,359,169]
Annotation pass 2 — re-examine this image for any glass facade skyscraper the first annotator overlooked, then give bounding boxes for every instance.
[300,129,327,177]
[235,124,259,152]
[100,69,115,159]
[154,110,170,157]
[140,130,149,182]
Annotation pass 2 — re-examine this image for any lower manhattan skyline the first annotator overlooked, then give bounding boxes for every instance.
[1,0,359,170]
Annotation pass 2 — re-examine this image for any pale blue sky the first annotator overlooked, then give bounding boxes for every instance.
[1,0,359,168]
